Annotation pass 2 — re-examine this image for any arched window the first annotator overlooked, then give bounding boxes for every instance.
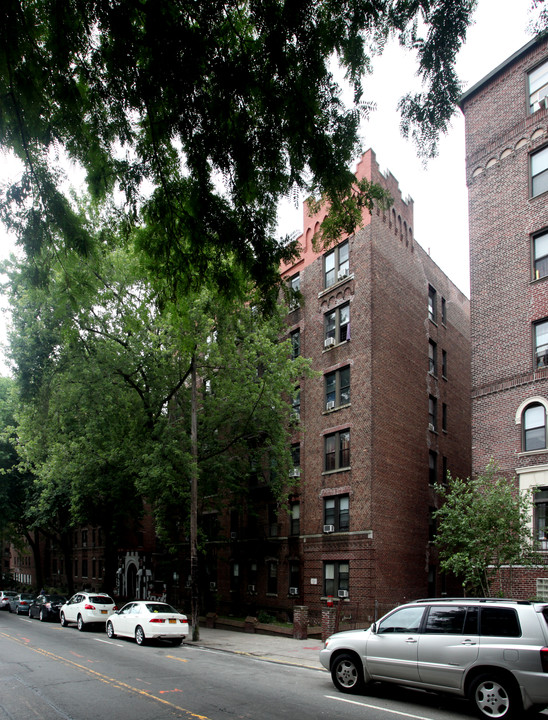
[523,402,547,451]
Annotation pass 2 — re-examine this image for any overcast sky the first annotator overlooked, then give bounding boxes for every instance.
[0,0,541,374]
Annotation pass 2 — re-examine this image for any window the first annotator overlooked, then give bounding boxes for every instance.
[535,319,548,368]
[535,488,548,547]
[428,285,437,322]
[532,147,548,197]
[441,296,447,325]
[377,605,424,634]
[82,558,88,578]
[523,402,546,451]
[442,349,447,378]
[324,494,349,532]
[289,562,300,592]
[292,389,300,421]
[428,340,437,375]
[81,529,87,547]
[290,444,300,477]
[424,606,474,634]
[529,59,548,113]
[324,303,350,346]
[429,450,437,485]
[429,395,437,431]
[324,240,349,287]
[325,366,350,409]
[267,561,278,594]
[324,561,349,597]
[230,561,239,591]
[290,329,300,359]
[442,403,447,432]
[324,430,350,471]
[288,273,300,309]
[534,230,548,280]
[480,608,520,637]
[290,502,300,535]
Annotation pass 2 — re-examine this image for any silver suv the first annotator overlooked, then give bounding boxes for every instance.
[319,598,548,719]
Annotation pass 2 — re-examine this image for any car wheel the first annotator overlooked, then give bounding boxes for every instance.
[40,608,47,622]
[77,615,86,632]
[135,625,146,645]
[60,612,68,627]
[470,673,521,720]
[170,638,183,647]
[106,621,116,639]
[331,653,366,694]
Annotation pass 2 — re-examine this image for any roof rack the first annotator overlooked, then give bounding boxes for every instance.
[412,597,532,605]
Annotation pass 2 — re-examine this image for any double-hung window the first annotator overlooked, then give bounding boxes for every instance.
[324,561,349,597]
[535,488,548,547]
[288,273,300,309]
[324,303,350,347]
[290,329,300,359]
[534,231,548,280]
[428,340,437,375]
[532,147,548,197]
[324,495,349,532]
[429,395,437,431]
[429,450,437,485]
[523,402,546,451]
[324,240,349,287]
[428,285,437,322]
[535,319,548,368]
[324,430,350,471]
[290,502,300,535]
[325,366,350,410]
[529,59,548,113]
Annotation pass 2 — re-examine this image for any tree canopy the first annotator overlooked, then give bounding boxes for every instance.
[0,0,480,298]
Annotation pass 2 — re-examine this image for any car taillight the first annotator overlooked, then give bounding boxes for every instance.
[112,606,117,611]
[149,618,165,623]
[20,601,28,606]
[541,647,548,672]
[84,604,95,610]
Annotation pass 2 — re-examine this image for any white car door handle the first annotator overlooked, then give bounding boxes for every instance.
[461,640,477,645]
[405,637,418,643]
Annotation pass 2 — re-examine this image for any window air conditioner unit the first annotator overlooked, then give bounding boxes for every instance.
[323,524,335,533]
[428,423,435,432]
[326,400,335,411]
[324,337,335,348]
[248,585,256,593]
[289,467,301,478]
[289,587,299,596]
[338,590,349,598]
[230,531,237,539]
[338,269,349,280]
[209,582,217,590]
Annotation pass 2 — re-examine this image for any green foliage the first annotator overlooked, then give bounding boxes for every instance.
[433,462,540,596]
[0,0,480,298]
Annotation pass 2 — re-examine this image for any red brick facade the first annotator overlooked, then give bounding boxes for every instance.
[461,35,548,597]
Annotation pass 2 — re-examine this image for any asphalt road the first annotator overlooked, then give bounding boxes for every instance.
[0,610,515,720]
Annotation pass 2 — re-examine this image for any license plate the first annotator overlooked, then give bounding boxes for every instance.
[101,610,107,614]
[169,619,176,624]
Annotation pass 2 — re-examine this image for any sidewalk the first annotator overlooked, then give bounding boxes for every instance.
[186,626,325,670]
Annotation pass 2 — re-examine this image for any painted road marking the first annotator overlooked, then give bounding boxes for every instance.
[326,694,439,720]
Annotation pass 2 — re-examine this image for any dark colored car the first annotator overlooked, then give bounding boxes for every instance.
[28,594,66,622]
[8,592,36,614]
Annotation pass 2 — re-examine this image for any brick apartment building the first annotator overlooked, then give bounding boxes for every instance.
[460,34,548,597]
[265,149,471,621]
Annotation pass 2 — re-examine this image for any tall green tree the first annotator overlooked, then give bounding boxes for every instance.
[433,463,540,597]
[0,0,480,299]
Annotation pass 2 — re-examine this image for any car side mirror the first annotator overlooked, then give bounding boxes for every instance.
[370,622,377,633]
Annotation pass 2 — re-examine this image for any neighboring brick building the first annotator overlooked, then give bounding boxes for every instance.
[460,34,548,597]
[268,149,471,621]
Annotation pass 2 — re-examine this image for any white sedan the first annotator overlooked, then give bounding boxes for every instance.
[106,601,189,646]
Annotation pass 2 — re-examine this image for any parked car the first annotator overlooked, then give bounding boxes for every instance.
[60,592,117,631]
[320,598,548,720]
[8,592,35,614]
[0,591,18,610]
[28,594,67,621]
[106,601,189,646]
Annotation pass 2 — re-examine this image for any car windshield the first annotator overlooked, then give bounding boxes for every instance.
[89,596,114,604]
[145,603,178,614]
